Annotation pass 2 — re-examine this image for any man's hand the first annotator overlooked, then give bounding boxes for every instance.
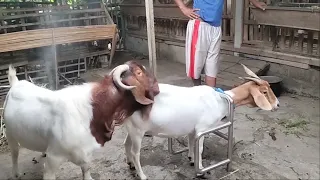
[174,0,200,19]
[250,0,267,11]
[181,7,200,20]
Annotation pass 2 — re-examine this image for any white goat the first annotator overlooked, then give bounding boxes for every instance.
[3,61,159,180]
[123,64,280,180]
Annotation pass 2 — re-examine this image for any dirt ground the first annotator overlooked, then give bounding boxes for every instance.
[0,52,319,180]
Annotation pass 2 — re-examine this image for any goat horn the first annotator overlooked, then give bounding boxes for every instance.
[240,63,260,79]
[112,64,136,90]
[108,66,117,76]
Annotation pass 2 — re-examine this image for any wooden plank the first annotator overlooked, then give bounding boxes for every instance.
[224,64,260,76]
[288,29,295,50]
[221,43,313,65]
[241,54,310,69]
[0,6,69,13]
[318,31,320,56]
[0,8,104,20]
[251,6,320,31]
[121,4,231,20]
[298,31,304,53]
[307,30,314,55]
[0,25,116,53]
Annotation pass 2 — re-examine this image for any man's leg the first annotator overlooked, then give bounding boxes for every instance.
[186,20,210,86]
[192,78,201,86]
[205,26,222,87]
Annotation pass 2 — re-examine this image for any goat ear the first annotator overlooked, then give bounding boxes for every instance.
[249,86,273,110]
[124,76,154,105]
[240,64,260,79]
[131,86,154,105]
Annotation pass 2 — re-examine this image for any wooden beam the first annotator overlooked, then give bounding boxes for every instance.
[234,0,244,45]
[144,0,157,77]
[234,0,244,56]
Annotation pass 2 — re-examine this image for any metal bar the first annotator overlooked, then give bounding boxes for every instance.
[197,159,231,174]
[213,131,229,140]
[57,71,73,85]
[193,93,234,175]
[167,92,234,176]
[226,96,235,172]
[195,122,231,138]
[168,138,188,155]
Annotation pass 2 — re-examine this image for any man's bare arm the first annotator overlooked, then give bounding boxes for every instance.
[174,0,200,19]
[174,0,187,10]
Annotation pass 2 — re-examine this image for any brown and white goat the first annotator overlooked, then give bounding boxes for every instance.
[3,60,159,180]
[123,64,279,179]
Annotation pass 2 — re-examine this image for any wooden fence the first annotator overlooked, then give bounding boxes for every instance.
[120,0,320,69]
[0,1,117,100]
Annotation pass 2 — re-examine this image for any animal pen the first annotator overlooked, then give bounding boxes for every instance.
[0,0,121,101]
[0,0,319,178]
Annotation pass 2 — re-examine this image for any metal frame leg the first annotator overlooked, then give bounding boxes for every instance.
[168,93,234,176]
[168,138,188,155]
[227,123,234,172]
[194,122,232,176]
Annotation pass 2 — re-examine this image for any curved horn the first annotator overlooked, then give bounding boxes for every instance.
[108,66,117,76]
[240,63,260,79]
[112,64,136,90]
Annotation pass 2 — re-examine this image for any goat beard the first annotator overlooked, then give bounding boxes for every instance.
[113,105,153,127]
[113,110,130,126]
[104,121,115,141]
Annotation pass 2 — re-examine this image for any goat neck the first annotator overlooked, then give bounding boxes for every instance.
[225,81,253,106]
[90,77,144,146]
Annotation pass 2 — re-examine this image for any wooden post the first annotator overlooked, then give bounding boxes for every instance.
[234,0,244,56]
[51,28,59,90]
[145,0,157,77]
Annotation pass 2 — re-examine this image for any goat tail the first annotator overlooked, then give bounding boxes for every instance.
[8,64,19,87]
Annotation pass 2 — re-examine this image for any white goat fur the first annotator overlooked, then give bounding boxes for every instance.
[3,65,100,180]
[124,84,233,180]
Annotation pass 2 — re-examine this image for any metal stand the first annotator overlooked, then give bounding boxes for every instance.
[167,93,234,176]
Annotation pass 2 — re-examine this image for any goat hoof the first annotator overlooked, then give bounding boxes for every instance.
[127,162,135,170]
[190,162,194,166]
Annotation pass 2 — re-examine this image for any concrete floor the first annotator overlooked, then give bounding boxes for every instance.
[0,52,319,180]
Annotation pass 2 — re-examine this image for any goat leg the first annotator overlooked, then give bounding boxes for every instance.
[43,153,64,180]
[6,133,20,178]
[124,133,135,170]
[129,132,147,180]
[187,131,195,166]
[81,163,94,180]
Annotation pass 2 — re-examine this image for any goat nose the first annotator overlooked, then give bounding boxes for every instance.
[277,103,280,107]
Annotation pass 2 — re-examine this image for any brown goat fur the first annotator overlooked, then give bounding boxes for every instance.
[90,61,159,146]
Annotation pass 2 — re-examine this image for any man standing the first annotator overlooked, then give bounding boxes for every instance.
[174,0,266,87]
